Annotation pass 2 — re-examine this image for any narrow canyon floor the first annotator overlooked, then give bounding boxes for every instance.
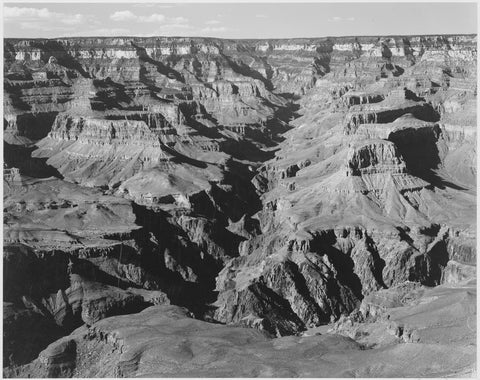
[3,35,477,377]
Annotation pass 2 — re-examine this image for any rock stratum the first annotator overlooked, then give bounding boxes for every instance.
[3,34,477,377]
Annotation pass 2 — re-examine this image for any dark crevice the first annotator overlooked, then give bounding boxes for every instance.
[364,234,388,289]
[249,281,306,335]
[310,231,364,301]
[425,240,450,286]
[131,203,222,317]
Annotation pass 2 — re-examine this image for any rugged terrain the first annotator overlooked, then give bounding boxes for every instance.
[3,35,477,377]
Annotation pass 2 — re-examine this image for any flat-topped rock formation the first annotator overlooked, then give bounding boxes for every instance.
[3,33,476,377]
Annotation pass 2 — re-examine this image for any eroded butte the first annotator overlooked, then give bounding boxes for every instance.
[3,35,477,377]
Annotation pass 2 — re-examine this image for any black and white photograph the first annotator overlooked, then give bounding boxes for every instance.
[2,0,478,377]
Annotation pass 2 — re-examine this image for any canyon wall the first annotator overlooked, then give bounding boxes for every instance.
[3,34,476,376]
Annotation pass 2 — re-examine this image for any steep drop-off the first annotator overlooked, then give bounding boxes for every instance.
[3,35,477,377]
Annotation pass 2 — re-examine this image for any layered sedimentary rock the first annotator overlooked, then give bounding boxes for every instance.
[7,279,476,378]
[3,34,476,377]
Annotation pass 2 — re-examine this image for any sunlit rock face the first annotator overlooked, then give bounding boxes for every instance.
[3,34,476,377]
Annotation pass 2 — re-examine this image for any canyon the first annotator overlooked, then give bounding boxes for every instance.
[3,34,477,377]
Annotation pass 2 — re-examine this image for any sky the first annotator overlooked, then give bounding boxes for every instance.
[3,1,478,39]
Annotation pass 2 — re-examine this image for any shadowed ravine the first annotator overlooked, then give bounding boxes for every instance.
[3,35,477,377]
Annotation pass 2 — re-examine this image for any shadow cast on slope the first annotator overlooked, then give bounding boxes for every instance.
[388,124,467,191]
[132,42,185,83]
[4,112,59,141]
[92,78,133,109]
[161,144,208,168]
[220,53,274,91]
[31,41,90,78]
[131,204,223,318]
[4,142,64,179]
[310,231,364,301]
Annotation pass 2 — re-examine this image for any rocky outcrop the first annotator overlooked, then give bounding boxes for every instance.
[211,34,476,336]
[8,287,476,378]
[3,33,476,376]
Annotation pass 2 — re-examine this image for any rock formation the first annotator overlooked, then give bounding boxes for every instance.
[7,280,476,378]
[3,34,476,377]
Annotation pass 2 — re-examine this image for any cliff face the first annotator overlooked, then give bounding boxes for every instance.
[3,34,476,376]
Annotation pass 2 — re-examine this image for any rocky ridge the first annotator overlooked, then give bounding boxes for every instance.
[3,34,477,377]
[7,279,476,377]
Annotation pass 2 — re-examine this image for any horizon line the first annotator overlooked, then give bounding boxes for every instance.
[4,32,478,41]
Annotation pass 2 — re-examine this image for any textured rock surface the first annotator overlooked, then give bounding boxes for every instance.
[3,34,476,377]
[7,280,476,377]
